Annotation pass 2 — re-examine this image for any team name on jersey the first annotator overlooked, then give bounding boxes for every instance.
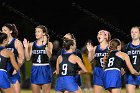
[95,53,107,57]
[32,50,46,54]
[127,50,140,55]
[6,48,14,52]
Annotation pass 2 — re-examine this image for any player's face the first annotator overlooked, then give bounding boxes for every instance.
[2,26,12,37]
[131,27,140,40]
[35,28,44,39]
[97,30,106,43]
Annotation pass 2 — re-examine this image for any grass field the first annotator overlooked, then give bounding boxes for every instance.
[21,88,140,93]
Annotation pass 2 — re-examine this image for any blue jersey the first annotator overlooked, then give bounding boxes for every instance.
[5,38,21,84]
[58,48,83,71]
[0,47,9,70]
[92,45,108,86]
[125,42,140,72]
[59,53,76,76]
[124,42,140,85]
[56,52,79,92]
[31,41,49,64]
[0,47,11,88]
[31,41,52,84]
[103,51,123,89]
[58,48,83,60]
[6,38,18,75]
[105,51,123,70]
[95,45,108,68]
[58,48,83,86]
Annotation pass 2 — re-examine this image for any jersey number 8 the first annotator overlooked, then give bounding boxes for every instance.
[108,57,114,67]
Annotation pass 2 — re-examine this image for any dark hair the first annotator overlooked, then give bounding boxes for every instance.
[35,25,49,42]
[0,33,8,44]
[109,39,121,50]
[3,23,18,38]
[104,38,121,62]
[63,39,74,50]
[63,33,76,40]
[36,25,48,34]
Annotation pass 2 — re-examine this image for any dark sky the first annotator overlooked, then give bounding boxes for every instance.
[1,0,140,49]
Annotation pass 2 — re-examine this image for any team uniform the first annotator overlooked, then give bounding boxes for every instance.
[31,41,52,84]
[55,53,78,92]
[0,47,11,88]
[93,45,108,86]
[124,42,140,85]
[103,51,123,89]
[6,38,20,84]
[57,48,83,86]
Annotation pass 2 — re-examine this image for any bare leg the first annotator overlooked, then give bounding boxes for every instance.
[126,84,136,93]
[12,81,20,93]
[64,91,69,93]
[93,85,103,93]
[31,84,41,93]
[77,86,82,93]
[111,88,121,93]
[1,87,15,93]
[42,83,51,93]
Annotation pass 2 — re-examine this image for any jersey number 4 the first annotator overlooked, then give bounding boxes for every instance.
[37,55,41,63]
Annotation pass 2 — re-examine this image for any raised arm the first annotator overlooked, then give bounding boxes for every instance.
[45,42,53,58]
[86,42,96,62]
[23,38,32,61]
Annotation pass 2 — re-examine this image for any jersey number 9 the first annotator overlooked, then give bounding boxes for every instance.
[62,64,68,75]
